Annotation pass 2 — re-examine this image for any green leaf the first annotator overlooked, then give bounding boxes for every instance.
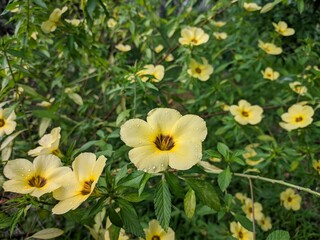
[217,142,229,159]
[296,0,304,13]
[184,179,221,211]
[138,173,152,196]
[115,164,128,185]
[266,230,290,240]
[33,0,47,8]
[108,224,120,240]
[10,208,24,237]
[184,189,196,219]
[218,167,232,192]
[108,207,123,228]
[0,212,11,229]
[164,172,184,198]
[234,214,253,232]
[26,228,64,239]
[154,178,171,231]
[118,199,144,238]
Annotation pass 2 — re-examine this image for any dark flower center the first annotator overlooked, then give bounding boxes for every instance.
[238,231,243,238]
[28,175,47,188]
[154,134,175,151]
[295,116,303,122]
[241,111,249,117]
[195,67,202,74]
[81,180,94,195]
[191,38,198,44]
[287,197,292,202]
[0,119,5,127]
[152,236,161,240]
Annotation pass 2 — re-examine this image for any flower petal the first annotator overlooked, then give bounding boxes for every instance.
[147,108,181,134]
[3,180,33,194]
[52,195,87,215]
[34,154,62,175]
[72,152,96,182]
[92,155,107,179]
[4,158,34,180]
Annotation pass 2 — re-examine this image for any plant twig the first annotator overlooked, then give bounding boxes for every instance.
[248,178,256,240]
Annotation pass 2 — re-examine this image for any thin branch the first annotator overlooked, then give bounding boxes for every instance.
[248,178,256,240]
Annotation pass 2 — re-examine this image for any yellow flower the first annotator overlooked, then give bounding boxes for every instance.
[31,31,38,40]
[312,160,320,174]
[41,6,68,33]
[258,40,282,55]
[261,67,280,81]
[279,104,314,131]
[65,19,82,27]
[273,21,295,36]
[243,2,262,12]
[120,108,207,173]
[280,188,302,211]
[141,219,175,240]
[241,198,264,221]
[230,221,253,240]
[235,192,249,203]
[165,54,174,62]
[155,44,164,53]
[137,64,165,82]
[28,127,61,157]
[0,108,16,137]
[115,43,132,52]
[187,58,214,81]
[213,32,228,40]
[257,215,272,231]
[229,100,263,125]
[289,81,307,95]
[213,21,226,27]
[52,152,106,214]
[3,155,71,198]
[179,26,209,46]
[243,144,264,166]
[107,18,117,28]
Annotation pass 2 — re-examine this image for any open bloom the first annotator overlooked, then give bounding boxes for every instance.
[3,155,70,198]
[120,108,207,173]
[52,153,106,214]
[312,160,320,174]
[141,220,175,240]
[107,18,117,28]
[257,215,272,231]
[280,188,301,211]
[137,65,165,82]
[229,100,263,125]
[28,127,61,157]
[235,192,249,204]
[243,2,261,12]
[41,6,68,33]
[230,221,253,240]
[241,198,264,221]
[187,58,213,81]
[261,67,279,81]
[279,103,314,131]
[289,81,307,95]
[273,21,295,36]
[258,40,282,55]
[115,43,131,52]
[179,26,209,46]
[213,32,228,40]
[0,107,16,137]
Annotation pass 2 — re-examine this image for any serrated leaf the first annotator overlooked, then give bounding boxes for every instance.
[118,199,144,238]
[108,224,120,240]
[184,179,221,211]
[26,228,64,239]
[217,142,229,159]
[234,214,253,232]
[184,189,196,219]
[218,167,232,192]
[154,179,171,231]
[164,172,184,198]
[115,165,128,185]
[108,207,123,228]
[266,230,290,240]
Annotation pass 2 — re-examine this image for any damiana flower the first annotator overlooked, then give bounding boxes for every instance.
[140,219,175,240]
[41,6,68,33]
[107,18,117,28]
[115,43,131,52]
[289,81,307,95]
[243,144,264,166]
[241,198,264,221]
[52,153,106,214]
[258,40,282,55]
[312,160,320,174]
[155,44,164,53]
[3,155,70,198]
[137,65,165,82]
[213,32,228,40]
[273,21,295,36]
[179,26,209,46]
[229,100,263,125]
[261,67,279,81]
[257,215,272,231]
[213,21,226,27]
[165,54,174,62]
[120,108,207,173]
[230,221,253,240]
[28,127,61,157]
[243,2,261,12]
[235,192,249,203]
[0,107,16,137]
[187,58,214,81]
[279,103,314,131]
[280,188,301,211]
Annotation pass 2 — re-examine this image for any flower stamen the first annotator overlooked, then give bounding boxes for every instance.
[241,111,249,117]
[195,67,202,74]
[0,119,5,127]
[154,134,175,151]
[152,236,161,240]
[295,116,303,122]
[28,175,47,188]
[81,180,94,195]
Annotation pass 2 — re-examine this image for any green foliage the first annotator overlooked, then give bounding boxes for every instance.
[266,230,290,240]
[154,178,171,231]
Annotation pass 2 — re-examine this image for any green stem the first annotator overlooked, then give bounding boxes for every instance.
[248,178,256,240]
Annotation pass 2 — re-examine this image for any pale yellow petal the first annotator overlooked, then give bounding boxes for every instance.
[52,172,79,200]
[4,158,34,180]
[92,155,107,178]
[33,154,62,175]
[52,195,87,215]
[3,121,16,135]
[72,152,96,182]
[146,108,181,134]
[3,180,33,194]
